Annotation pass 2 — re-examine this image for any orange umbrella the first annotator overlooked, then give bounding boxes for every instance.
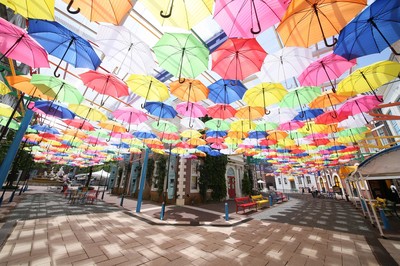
[309,90,350,109]
[170,78,209,103]
[234,106,265,121]
[267,130,288,141]
[6,76,55,100]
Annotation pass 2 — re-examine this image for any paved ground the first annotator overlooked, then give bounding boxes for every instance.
[0,186,399,265]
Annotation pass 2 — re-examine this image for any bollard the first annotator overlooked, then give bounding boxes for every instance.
[101,189,106,200]
[160,202,165,220]
[120,194,124,207]
[8,190,16,203]
[225,202,229,221]
[269,195,273,207]
[379,209,390,230]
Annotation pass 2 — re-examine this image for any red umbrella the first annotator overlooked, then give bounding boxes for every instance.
[0,18,48,68]
[80,70,129,104]
[63,118,95,131]
[207,104,237,119]
[211,38,267,80]
[314,110,348,125]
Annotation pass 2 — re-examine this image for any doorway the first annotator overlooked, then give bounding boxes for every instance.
[228,176,236,198]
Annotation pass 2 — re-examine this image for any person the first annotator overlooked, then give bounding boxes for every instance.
[302,187,305,194]
[390,184,399,203]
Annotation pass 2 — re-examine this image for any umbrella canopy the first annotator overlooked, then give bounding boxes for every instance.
[144,102,177,124]
[207,104,237,119]
[28,19,101,77]
[0,103,20,118]
[334,0,400,60]
[309,90,350,109]
[0,80,10,95]
[112,106,148,127]
[213,0,289,38]
[170,78,209,104]
[258,47,314,84]
[243,82,287,111]
[95,25,155,75]
[30,74,83,104]
[6,76,55,100]
[276,0,366,47]
[298,53,356,92]
[180,118,205,130]
[0,17,49,68]
[176,102,207,118]
[0,116,19,130]
[153,32,209,81]
[337,95,383,123]
[181,129,202,139]
[31,124,59,135]
[68,104,107,122]
[280,86,321,117]
[32,100,76,119]
[151,120,178,133]
[336,60,400,101]
[126,74,169,107]
[230,119,256,132]
[0,0,55,20]
[140,0,213,30]
[211,38,267,81]
[62,0,134,25]
[205,119,230,131]
[235,106,265,121]
[99,120,127,133]
[63,118,94,131]
[208,79,246,104]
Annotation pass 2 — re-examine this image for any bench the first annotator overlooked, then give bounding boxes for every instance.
[251,195,269,208]
[275,192,288,203]
[234,197,257,213]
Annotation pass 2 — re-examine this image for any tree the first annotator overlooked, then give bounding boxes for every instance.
[241,169,252,196]
[200,155,228,202]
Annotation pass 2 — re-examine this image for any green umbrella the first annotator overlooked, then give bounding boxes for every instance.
[280,86,321,118]
[30,74,83,104]
[338,126,368,137]
[86,129,109,139]
[153,33,209,82]
[255,121,278,131]
[205,119,230,131]
[151,120,178,133]
[0,116,19,130]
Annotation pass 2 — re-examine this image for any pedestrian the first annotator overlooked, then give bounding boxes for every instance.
[302,187,305,194]
[390,184,399,203]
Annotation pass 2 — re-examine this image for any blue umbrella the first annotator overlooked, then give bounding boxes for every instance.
[207,150,222,156]
[327,145,346,151]
[293,109,324,121]
[28,19,102,77]
[205,130,227,138]
[144,102,177,125]
[133,131,157,139]
[334,0,400,60]
[196,145,212,153]
[31,124,60,134]
[208,79,246,104]
[248,131,268,139]
[32,100,75,119]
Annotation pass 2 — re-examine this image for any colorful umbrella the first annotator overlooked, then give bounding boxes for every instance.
[180,129,202,139]
[180,117,205,130]
[0,116,19,130]
[336,60,400,101]
[0,80,10,95]
[211,38,267,81]
[140,0,213,30]
[207,104,237,119]
[334,0,400,59]
[280,86,321,118]
[258,47,314,84]
[0,0,55,20]
[293,109,324,122]
[170,78,209,104]
[32,100,76,119]
[0,18,48,68]
[63,0,134,25]
[213,0,289,38]
[63,118,94,131]
[153,32,209,82]
[298,53,356,92]
[309,90,350,110]
[276,0,366,47]
[255,121,278,131]
[208,79,246,104]
[230,119,256,133]
[112,106,148,131]
[31,124,59,135]
[235,106,265,121]
[6,75,55,100]
[151,120,178,133]
[95,25,155,75]
[126,74,169,108]
[144,102,177,124]
[243,82,287,112]
[68,104,107,122]
[30,74,83,104]
[176,102,207,118]
[337,95,383,123]
[28,19,101,77]
[205,119,230,131]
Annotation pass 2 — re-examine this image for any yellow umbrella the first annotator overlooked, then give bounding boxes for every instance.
[171,147,188,155]
[68,104,107,122]
[0,80,10,95]
[140,0,213,30]
[337,60,400,100]
[0,103,20,118]
[298,122,328,134]
[6,76,56,100]
[230,119,256,133]
[180,129,201,139]
[243,82,287,110]
[126,74,169,107]
[187,137,206,146]
[0,0,55,20]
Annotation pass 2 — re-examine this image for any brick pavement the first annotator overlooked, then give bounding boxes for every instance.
[0,186,399,265]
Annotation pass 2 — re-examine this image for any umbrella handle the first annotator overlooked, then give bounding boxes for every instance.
[313,5,337,47]
[250,0,261,34]
[160,0,174,18]
[330,110,338,119]
[178,77,186,84]
[67,0,81,14]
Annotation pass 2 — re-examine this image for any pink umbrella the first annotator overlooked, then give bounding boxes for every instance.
[278,121,305,131]
[0,17,48,68]
[214,0,289,38]
[211,38,267,80]
[337,95,383,123]
[177,102,207,129]
[298,53,356,92]
[112,106,148,131]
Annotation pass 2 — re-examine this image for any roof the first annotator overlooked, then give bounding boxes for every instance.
[357,145,400,177]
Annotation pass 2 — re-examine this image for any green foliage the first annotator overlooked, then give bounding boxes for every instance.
[241,169,252,196]
[155,156,167,195]
[199,155,228,201]
[146,158,155,187]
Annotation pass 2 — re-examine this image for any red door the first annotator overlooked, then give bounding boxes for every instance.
[228,176,236,198]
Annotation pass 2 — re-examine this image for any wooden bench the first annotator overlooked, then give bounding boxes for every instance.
[234,197,257,213]
[251,195,269,208]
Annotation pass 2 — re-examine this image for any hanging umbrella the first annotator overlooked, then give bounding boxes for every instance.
[267,130,288,141]
[31,124,60,135]
[293,108,324,122]
[208,79,246,104]
[243,82,287,113]
[280,86,321,118]
[0,116,19,130]
[140,0,213,30]
[126,74,169,108]
[235,106,265,121]
[68,104,107,122]
[0,103,20,118]
[337,95,383,123]
[207,104,237,119]
[95,25,154,75]
[181,129,202,139]
[206,130,227,138]
[205,119,230,131]
[99,120,127,134]
[153,32,209,82]
[5,76,55,100]
[213,0,289,38]
[255,121,278,131]
[227,130,248,139]
[334,0,400,59]
[79,70,129,105]
[298,53,356,92]
[151,120,178,133]
[31,100,76,119]
[336,60,400,101]
[278,121,305,132]
[112,106,148,131]
[258,47,314,84]
[30,74,83,104]
[0,80,10,95]
[62,0,134,25]
[63,118,94,131]
[0,18,49,68]
[211,38,267,81]
[0,0,55,20]
[314,110,348,125]
[144,102,177,125]
[180,117,205,130]
[176,102,207,128]
[170,78,209,104]
[187,138,207,147]
[28,19,101,77]
[309,90,350,110]
[230,119,256,133]
[276,0,366,47]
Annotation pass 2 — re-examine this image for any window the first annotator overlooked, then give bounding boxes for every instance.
[334,176,340,187]
[377,126,389,146]
[306,176,311,184]
[284,178,287,184]
[298,176,302,184]
[152,161,162,190]
[190,160,199,191]
[388,110,400,137]
[278,178,281,185]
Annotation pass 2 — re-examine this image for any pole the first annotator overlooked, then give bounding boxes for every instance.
[225,202,229,221]
[136,148,150,213]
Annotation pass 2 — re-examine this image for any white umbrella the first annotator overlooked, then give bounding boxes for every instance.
[96,25,155,76]
[180,117,205,130]
[264,107,297,124]
[338,113,372,128]
[258,47,314,84]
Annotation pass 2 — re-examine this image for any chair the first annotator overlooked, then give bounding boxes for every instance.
[85,190,98,204]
